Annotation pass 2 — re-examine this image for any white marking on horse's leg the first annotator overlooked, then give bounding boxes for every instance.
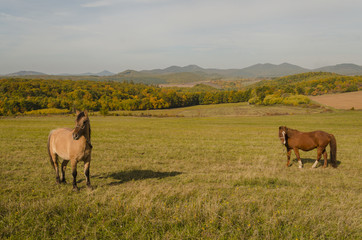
[298,160,303,168]
[312,160,319,168]
[282,131,286,144]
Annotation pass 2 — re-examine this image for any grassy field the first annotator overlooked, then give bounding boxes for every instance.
[0,105,361,239]
[109,102,331,118]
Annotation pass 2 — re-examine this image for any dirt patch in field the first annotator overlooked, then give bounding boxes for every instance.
[309,91,362,110]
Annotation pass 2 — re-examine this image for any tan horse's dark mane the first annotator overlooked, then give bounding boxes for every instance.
[76,111,86,121]
[74,111,92,148]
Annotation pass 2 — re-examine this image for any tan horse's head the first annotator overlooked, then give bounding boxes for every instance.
[278,126,288,145]
[73,110,90,140]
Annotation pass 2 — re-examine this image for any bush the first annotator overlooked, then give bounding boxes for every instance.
[100,107,109,116]
[24,108,69,115]
[262,95,283,105]
[254,94,311,106]
[248,97,261,105]
[346,84,358,92]
[282,95,311,106]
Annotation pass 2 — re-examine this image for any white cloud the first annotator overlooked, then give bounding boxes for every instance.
[81,0,114,8]
[0,12,34,22]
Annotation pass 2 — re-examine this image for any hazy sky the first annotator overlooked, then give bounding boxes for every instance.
[1,0,362,74]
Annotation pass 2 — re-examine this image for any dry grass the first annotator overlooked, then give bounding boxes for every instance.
[0,106,361,239]
[309,91,362,109]
[110,102,330,117]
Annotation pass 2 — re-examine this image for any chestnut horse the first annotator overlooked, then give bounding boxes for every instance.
[278,126,337,168]
[47,110,93,190]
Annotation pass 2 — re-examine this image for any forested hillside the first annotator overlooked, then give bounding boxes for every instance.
[0,78,250,115]
[252,72,361,94]
[1,72,361,115]
[245,72,362,105]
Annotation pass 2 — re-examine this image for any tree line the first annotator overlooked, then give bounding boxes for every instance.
[0,78,251,116]
[1,72,361,115]
[246,72,361,105]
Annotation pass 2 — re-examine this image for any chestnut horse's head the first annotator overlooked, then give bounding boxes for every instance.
[73,110,90,140]
[278,126,288,145]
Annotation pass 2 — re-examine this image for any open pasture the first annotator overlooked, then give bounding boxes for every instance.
[0,107,361,239]
[309,91,362,110]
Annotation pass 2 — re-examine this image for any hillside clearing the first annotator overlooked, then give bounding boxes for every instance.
[309,91,362,109]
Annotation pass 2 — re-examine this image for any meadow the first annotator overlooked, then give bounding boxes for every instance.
[0,104,361,239]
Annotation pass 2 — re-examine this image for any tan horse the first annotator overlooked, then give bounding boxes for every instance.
[47,110,93,190]
[279,126,337,168]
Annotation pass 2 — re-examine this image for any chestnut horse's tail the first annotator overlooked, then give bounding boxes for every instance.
[329,134,337,168]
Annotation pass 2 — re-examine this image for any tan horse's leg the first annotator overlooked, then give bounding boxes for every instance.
[84,157,92,189]
[286,148,292,167]
[60,160,69,183]
[71,160,79,191]
[293,148,303,168]
[49,152,60,184]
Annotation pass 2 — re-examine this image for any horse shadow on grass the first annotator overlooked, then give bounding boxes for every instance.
[101,169,182,186]
[290,158,341,168]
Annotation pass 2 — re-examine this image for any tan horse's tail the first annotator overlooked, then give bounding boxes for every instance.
[47,131,55,170]
[329,134,337,168]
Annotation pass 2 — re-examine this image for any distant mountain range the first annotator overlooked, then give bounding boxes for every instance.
[3,63,362,79]
[4,70,115,77]
[138,63,362,78]
[72,70,115,76]
[313,63,362,76]
[5,71,48,76]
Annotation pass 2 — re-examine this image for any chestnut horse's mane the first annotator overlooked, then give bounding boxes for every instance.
[285,127,298,137]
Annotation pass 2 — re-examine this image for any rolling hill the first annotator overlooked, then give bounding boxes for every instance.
[6,71,47,76]
[313,63,362,76]
[3,63,362,85]
[131,62,362,78]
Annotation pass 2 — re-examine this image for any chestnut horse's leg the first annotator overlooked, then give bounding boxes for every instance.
[322,149,328,168]
[60,160,69,183]
[286,148,292,167]
[71,160,79,191]
[293,148,303,168]
[84,157,92,189]
[312,147,323,168]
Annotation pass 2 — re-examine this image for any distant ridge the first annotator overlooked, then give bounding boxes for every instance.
[313,63,362,76]
[79,70,115,76]
[138,63,309,77]
[137,62,362,78]
[231,63,309,77]
[2,70,115,77]
[6,71,47,76]
[58,70,115,76]
[4,63,362,79]
[141,65,206,75]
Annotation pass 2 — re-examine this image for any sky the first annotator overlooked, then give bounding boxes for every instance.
[1,0,362,74]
